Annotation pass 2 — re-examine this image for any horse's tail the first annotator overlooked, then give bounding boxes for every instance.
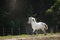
[45,24,48,30]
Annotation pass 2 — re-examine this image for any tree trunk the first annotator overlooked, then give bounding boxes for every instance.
[50,27,54,33]
[56,25,58,32]
[3,27,4,36]
[19,27,20,35]
[11,27,13,35]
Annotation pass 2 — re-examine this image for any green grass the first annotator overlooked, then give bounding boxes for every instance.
[0,33,60,39]
[0,35,16,39]
[0,34,30,39]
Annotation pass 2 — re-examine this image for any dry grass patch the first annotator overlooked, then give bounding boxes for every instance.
[0,33,60,40]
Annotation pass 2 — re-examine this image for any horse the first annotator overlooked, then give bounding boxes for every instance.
[28,17,48,35]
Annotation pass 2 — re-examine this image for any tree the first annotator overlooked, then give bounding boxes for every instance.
[45,0,60,33]
[0,0,56,35]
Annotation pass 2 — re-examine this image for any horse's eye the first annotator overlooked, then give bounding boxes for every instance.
[33,19,34,21]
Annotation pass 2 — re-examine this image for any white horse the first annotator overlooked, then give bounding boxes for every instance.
[28,17,48,35]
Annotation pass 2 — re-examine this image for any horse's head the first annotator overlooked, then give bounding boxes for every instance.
[28,17,36,24]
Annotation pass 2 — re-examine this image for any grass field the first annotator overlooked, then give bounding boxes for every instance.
[0,33,60,40]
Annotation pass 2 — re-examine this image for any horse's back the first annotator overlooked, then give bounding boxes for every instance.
[37,22,44,25]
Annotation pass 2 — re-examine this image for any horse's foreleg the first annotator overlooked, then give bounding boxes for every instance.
[32,29,35,34]
[35,30,38,35]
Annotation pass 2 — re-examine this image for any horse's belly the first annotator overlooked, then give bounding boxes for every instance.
[33,25,41,30]
[32,23,44,30]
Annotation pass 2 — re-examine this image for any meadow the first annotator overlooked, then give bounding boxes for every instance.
[0,33,60,40]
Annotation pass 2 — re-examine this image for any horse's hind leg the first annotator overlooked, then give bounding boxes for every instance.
[34,30,38,35]
[43,30,46,35]
[41,29,46,35]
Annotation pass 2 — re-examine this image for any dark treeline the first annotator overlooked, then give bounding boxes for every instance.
[0,0,60,36]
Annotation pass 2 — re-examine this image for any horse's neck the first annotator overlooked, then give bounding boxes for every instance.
[30,18,37,26]
[31,20,37,26]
